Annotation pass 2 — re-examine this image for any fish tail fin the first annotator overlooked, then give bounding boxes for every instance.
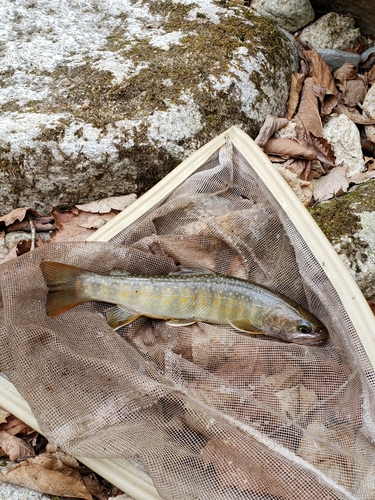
[40,261,89,317]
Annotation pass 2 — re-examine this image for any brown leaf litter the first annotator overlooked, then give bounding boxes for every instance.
[256,47,375,206]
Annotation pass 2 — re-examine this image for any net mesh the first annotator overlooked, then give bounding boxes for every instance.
[1,139,375,499]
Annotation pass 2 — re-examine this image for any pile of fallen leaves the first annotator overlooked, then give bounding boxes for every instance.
[0,409,124,499]
[0,195,136,264]
[255,48,375,205]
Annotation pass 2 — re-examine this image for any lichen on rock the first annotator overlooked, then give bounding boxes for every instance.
[0,0,297,213]
[309,180,375,300]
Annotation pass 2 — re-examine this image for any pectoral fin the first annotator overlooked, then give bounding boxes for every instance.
[165,318,197,327]
[106,306,140,330]
[229,319,263,335]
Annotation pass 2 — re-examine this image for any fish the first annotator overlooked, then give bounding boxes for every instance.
[40,262,328,346]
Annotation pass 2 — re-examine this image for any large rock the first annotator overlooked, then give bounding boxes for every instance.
[0,0,297,215]
[251,0,315,32]
[299,12,361,51]
[309,180,375,301]
[310,0,375,35]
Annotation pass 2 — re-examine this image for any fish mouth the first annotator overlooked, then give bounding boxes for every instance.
[304,337,328,346]
[288,336,328,346]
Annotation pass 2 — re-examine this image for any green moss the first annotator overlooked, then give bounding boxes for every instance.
[0,146,23,178]
[0,69,15,87]
[42,0,292,138]
[38,122,66,142]
[309,180,375,245]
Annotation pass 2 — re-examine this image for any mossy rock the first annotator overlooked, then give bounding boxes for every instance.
[309,180,375,300]
[0,0,297,214]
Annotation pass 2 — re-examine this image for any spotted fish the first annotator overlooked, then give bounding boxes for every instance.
[40,262,328,345]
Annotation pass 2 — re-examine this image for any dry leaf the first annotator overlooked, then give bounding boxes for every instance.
[0,408,10,424]
[308,134,336,168]
[0,208,41,228]
[201,433,341,499]
[335,103,375,125]
[191,326,232,371]
[294,77,323,139]
[7,216,56,233]
[83,473,108,500]
[75,194,137,214]
[0,430,35,461]
[254,115,289,148]
[158,235,217,270]
[0,453,93,499]
[227,254,248,279]
[321,94,339,116]
[312,166,349,202]
[363,140,375,157]
[201,438,264,494]
[282,159,308,177]
[50,209,98,242]
[76,213,117,229]
[274,165,313,206]
[360,51,375,72]
[303,49,339,115]
[16,236,44,257]
[340,79,367,107]
[353,431,375,497]
[260,367,303,393]
[349,170,375,184]
[287,72,306,120]
[275,384,318,420]
[334,62,358,83]
[297,421,355,489]
[0,415,36,436]
[304,49,339,97]
[264,138,316,159]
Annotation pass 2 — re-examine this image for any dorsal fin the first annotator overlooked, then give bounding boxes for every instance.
[169,266,216,276]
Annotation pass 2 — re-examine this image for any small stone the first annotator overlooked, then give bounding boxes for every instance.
[323,114,365,178]
[360,45,375,63]
[251,0,315,32]
[4,231,51,251]
[363,85,375,143]
[316,48,361,72]
[0,481,50,500]
[309,0,375,35]
[299,12,361,51]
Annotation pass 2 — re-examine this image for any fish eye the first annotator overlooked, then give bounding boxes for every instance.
[297,322,312,334]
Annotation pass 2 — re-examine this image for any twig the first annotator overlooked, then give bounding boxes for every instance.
[27,214,36,251]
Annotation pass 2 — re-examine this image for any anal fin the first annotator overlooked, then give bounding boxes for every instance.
[165,318,197,327]
[106,306,140,330]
